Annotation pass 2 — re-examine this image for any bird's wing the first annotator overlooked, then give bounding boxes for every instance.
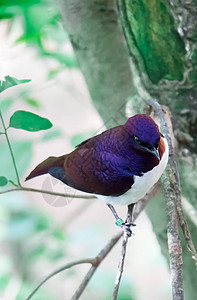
[60,146,134,196]
[26,125,134,196]
[75,137,92,148]
[26,154,67,181]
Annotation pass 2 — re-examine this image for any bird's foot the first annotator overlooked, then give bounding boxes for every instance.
[115,219,135,237]
[107,204,135,238]
[121,223,132,237]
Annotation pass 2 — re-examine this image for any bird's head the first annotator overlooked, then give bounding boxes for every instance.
[125,114,162,161]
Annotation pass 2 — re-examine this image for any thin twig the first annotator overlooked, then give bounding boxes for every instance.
[0,110,21,186]
[71,197,151,300]
[112,204,134,300]
[0,186,95,199]
[71,232,122,300]
[113,233,128,299]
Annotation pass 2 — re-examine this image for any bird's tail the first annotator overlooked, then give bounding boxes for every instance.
[25,155,67,181]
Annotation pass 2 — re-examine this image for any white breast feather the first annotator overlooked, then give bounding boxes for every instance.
[97,138,169,206]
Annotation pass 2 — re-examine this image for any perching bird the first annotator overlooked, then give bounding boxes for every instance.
[26,114,168,236]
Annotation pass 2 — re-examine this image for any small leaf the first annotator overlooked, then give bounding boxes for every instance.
[25,98,40,108]
[9,180,18,187]
[0,176,8,186]
[0,76,31,93]
[48,69,61,79]
[9,110,53,132]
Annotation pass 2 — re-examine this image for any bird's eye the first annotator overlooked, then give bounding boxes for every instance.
[134,136,141,143]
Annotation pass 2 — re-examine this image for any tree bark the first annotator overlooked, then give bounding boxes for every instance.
[59,0,136,127]
[59,0,197,299]
[117,1,197,298]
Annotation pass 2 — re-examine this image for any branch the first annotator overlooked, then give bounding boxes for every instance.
[71,191,152,299]
[0,186,95,199]
[25,188,153,300]
[112,204,134,300]
[148,99,184,300]
[71,232,122,300]
[25,259,94,300]
[146,98,197,299]
[149,99,197,266]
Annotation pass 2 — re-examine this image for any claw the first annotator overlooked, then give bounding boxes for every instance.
[124,222,136,227]
[120,223,132,237]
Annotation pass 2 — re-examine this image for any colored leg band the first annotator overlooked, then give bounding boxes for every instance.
[115,218,124,226]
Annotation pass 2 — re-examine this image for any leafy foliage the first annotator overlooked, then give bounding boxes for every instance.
[0,75,67,299]
[0,176,8,186]
[0,0,77,68]
[0,76,31,93]
[9,110,53,132]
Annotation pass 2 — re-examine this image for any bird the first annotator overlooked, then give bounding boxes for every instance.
[26,114,169,236]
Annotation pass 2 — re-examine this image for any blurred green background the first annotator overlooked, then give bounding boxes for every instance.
[0,1,171,299]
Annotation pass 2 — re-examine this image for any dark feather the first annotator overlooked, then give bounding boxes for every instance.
[25,155,66,181]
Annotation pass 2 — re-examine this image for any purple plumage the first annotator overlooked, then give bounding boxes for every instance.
[26,114,167,200]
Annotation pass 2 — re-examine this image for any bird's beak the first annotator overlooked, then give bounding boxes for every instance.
[144,146,160,161]
[149,147,160,161]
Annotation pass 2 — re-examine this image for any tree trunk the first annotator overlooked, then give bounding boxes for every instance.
[59,0,197,299]
[59,0,137,127]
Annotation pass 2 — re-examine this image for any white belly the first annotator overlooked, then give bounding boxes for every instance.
[97,138,168,206]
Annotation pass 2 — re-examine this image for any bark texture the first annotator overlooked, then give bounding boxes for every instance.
[117,1,197,298]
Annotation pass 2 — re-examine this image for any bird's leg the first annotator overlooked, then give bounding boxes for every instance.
[125,204,136,227]
[107,204,121,221]
[107,204,135,237]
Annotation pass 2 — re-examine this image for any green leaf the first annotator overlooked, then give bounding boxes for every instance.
[9,180,18,187]
[0,76,31,93]
[0,176,8,186]
[25,98,40,108]
[48,69,61,79]
[9,110,53,132]
[15,3,57,45]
